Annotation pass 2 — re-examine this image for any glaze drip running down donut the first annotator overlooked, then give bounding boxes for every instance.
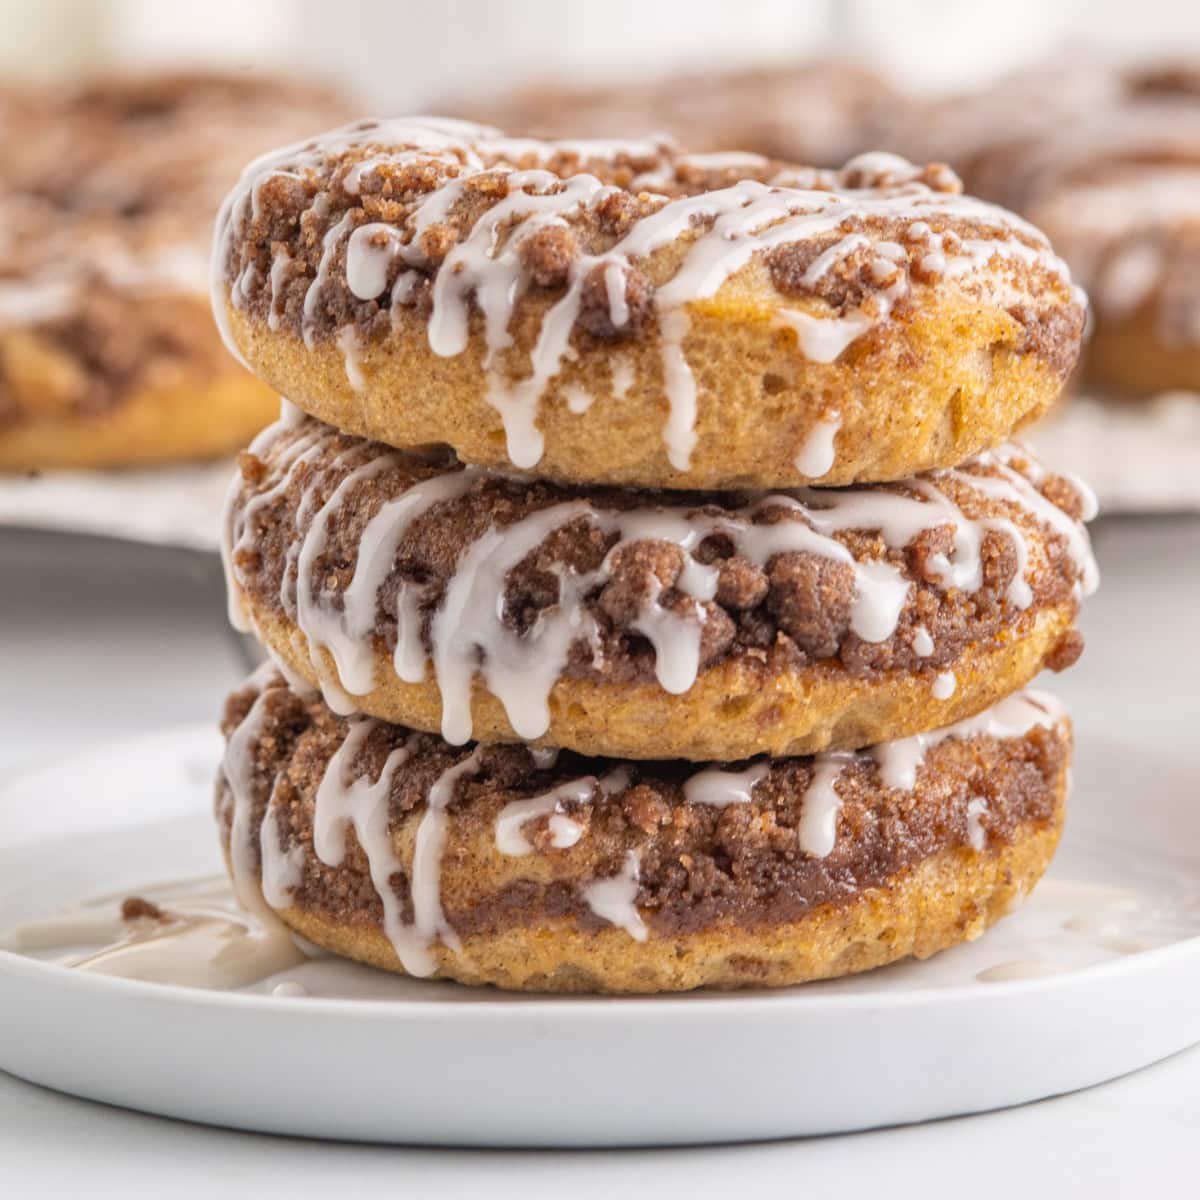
[221,408,1096,761]
[217,669,1070,992]
[212,118,1085,488]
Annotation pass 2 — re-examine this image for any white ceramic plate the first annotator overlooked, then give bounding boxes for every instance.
[1,724,1198,1147]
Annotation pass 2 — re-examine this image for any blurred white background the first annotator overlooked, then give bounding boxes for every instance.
[3,0,1200,101]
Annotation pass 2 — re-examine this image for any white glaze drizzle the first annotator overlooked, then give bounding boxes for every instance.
[220,404,338,632]
[293,463,479,697]
[797,753,855,858]
[432,500,594,743]
[0,873,311,991]
[228,415,1097,744]
[871,689,1063,792]
[932,670,957,700]
[267,246,293,330]
[311,722,482,973]
[793,412,841,479]
[966,796,989,852]
[582,851,648,942]
[953,445,1100,597]
[977,960,1070,982]
[218,676,1065,958]
[413,749,480,961]
[683,762,769,807]
[213,121,1075,474]
[218,664,287,922]
[311,718,476,977]
[912,625,935,656]
[259,804,306,909]
[261,642,319,699]
[658,309,699,470]
[565,385,594,414]
[294,448,402,685]
[311,716,661,959]
[336,324,366,391]
[482,691,1056,868]
[278,397,308,429]
[795,689,1064,859]
[493,767,630,856]
[610,356,634,398]
[71,908,306,990]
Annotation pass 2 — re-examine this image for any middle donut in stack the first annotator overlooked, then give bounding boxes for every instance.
[213,119,1097,992]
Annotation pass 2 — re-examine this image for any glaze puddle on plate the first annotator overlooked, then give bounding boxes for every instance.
[5,865,1198,1004]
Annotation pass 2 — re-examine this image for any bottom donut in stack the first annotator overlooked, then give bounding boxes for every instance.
[217,669,1071,993]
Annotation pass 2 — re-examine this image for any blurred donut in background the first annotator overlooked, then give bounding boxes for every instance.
[886,61,1200,399]
[452,60,897,168]
[468,54,1200,402]
[0,72,354,470]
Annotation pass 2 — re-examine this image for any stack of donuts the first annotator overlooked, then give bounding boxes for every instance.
[212,118,1098,992]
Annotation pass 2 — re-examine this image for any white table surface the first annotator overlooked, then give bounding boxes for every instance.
[1,515,1197,1196]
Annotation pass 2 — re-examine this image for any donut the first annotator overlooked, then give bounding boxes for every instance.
[223,409,1097,762]
[451,61,898,168]
[0,214,279,469]
[880,63,1126,208]
[971,97,1200,398]
[1003,93,1200,398]
[212,118,1085,489]
[1026,169,1200,397]
[0,72,352,470]
[217,669,1071,993]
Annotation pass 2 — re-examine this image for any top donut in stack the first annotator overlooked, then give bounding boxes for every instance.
[214,118,1083,491]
